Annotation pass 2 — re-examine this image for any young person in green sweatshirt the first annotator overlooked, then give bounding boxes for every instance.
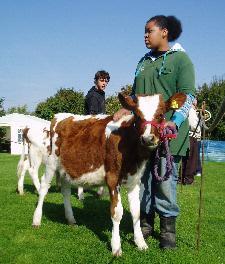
[114,15,196,249]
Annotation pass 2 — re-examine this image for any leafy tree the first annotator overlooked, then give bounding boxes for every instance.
[7,104,30,115]
[35,88,85,120]
[105,84,132,115]
[105,95,121,115]
[197,77,225,140]
[0,97,5,117]
[0,98,8,152]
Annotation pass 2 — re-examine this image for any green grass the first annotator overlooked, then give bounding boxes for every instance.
[0,153,224,264]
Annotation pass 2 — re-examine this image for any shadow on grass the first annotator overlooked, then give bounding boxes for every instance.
[73,188,102,199]
[22,183,60,195]
[42,195,134,250]
[22,184,102,197]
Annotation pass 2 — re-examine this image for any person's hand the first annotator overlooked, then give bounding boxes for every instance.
[163,121,177,140]
[164,121,177,130]
[113,108,131,121]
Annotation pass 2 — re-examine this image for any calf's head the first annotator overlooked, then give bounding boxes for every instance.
[118,93,187,147]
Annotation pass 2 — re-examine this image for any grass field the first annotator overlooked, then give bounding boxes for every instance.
[0,153,224,264]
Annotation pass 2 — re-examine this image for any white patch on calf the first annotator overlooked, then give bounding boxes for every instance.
[54,113,75,123]
[105,114,133,138]
[54,113,109,124]
[73,114,109,121]
[27,127,50,150]
[94,114,110,120]
[138,95,160,139]
[64,165,106,187]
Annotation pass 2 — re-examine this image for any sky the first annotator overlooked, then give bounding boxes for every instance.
[1,0,225,111]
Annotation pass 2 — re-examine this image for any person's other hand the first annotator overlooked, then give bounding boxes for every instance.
[113,108,131,121]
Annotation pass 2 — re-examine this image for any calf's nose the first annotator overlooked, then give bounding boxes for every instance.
[141,134,155,146]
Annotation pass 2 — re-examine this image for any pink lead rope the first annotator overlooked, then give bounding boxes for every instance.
[142,120,177,182]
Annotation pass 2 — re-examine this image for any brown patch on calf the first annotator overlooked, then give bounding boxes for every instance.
[47,145,51,154]
[110,192,119,218]
[49,118,57,155]
[55,116,113,178]
[22,127,32,166]
[43,127,50,138]
[106,171,119,217]
[23,127,31,144]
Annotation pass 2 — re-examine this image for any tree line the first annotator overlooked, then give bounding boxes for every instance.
[1,79,225,140]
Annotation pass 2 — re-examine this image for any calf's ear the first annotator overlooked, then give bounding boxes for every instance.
[165,93,187,111]
[118,93,137,111]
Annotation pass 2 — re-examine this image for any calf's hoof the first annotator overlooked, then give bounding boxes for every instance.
[78,194,84,201]
[32,216,41,227]
[67,218,77,226]
[137,240,148,251]
[32,224,40,228]
[17,188,24,195]
[112,248,122,257]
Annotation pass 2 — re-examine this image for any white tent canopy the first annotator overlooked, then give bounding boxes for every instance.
[0,113,50,154]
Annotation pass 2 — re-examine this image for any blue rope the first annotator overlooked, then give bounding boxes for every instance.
[158,52,169,76]
[136,50,170,77]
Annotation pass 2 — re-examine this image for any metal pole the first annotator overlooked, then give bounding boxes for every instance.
[196,101,206,251]
[179,160,183,192]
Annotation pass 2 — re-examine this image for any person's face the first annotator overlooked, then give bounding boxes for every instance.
[144,21,168,50]
[95,78,109,91]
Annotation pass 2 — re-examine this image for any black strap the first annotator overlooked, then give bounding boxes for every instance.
[190,113,201,138]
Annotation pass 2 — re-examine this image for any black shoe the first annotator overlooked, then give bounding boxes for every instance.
[159,216,176,249]
[140,211,155,239]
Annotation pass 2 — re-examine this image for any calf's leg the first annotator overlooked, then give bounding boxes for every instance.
[97,186,104,197]
[28,165,41,193]
[128,184,148,250]
[77,186,84,200]
[61,177,76,225]
[32,157,56,227]
[109,185,123,256]
[28,149,42,193]
[17,158,29,195]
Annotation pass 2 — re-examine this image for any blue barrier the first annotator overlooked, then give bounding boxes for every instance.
[201,140,225,162]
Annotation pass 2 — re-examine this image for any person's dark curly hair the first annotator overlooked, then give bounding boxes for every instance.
[147,15,182,42]
[94,70,110,82]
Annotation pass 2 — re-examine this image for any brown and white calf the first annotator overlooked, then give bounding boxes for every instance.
[17,126,51,195]
[32,93,186,256]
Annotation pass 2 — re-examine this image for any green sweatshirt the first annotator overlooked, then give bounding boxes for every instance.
[132,45,196,156]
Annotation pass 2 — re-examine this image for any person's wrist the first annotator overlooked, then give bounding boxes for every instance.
[123,108,131,115]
